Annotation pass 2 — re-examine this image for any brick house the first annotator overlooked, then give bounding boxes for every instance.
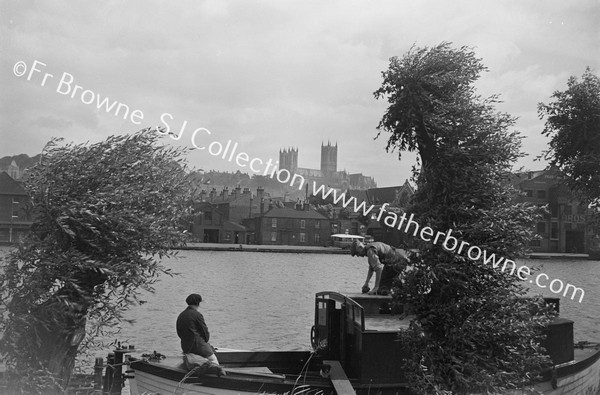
[246,203,330,246]
[512,168,595,253]
[347,180,415,246]
[190,201,248,244]
[0,171,32,243]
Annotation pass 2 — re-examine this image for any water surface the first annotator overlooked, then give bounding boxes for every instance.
[116,251,600,355]
[1,248,598,356]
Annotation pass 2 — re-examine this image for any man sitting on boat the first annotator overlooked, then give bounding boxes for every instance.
[176,293,226,376]
[350,241,408,295]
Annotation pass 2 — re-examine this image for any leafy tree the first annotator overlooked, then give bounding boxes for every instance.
[356,212,371,227]
[0,129,195,393]
[374,42,555,394]
[338,207,351,220]
[308,193,334,218]
[538,67,600,206]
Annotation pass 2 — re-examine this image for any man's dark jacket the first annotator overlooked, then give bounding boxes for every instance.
[176,306,213,357]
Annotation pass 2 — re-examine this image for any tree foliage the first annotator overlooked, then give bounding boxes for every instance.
[0,129,195,393]
[308,193,334,218]
[375,42,555,394]
[538,67,600,206]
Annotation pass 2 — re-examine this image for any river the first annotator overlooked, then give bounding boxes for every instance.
[1,248,599,357]
[113,250,600,355]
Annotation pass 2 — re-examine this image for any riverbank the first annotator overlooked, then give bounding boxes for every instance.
[529,252,592,260]
[179,243,595,259]
[179,242,349,254]
[3,242,595,259]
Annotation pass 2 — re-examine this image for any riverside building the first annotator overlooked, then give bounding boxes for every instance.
[512,168,597,254]
[0,171,32,243]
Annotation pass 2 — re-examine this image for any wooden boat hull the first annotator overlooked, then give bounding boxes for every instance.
[128,350,410,394]
[513,344,600,395]
[127,347,600,395]
[127,292,600,394]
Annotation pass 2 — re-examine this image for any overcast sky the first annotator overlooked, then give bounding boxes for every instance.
[1,0,598,187]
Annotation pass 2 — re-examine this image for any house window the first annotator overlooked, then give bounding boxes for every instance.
[300,220,306,229]
[537,222,546,234]
[314,233,320,243]
[550,222,558,239]
[331,223,338,233]
[300,232,306,242]
[272,218,277,228]
[315,220,320,229]
[550,204,559,217]
[12,197,20,204]
[204,211,212,223]
[12,210,19,218]
[536,190,547,199]
[271,232,277,242]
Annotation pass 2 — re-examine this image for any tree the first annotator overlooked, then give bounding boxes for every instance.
[0,128,195,393]
[374,42,555,394]
[308,193,334,218]
[538,67,600,206]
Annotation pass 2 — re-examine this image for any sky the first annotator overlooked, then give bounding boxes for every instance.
[1,0,598,187]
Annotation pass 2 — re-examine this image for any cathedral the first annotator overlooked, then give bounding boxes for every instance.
[279,142,376,191]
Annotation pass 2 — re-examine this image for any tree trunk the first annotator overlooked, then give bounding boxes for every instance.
[29,268,107,393]
[35,301,88,392]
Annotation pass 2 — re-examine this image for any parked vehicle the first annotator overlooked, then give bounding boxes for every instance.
[330,234,364,249]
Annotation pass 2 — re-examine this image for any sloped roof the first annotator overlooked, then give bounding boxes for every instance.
[512,168,562,189]
[511,168,559,186]
[262,207,328,220]
[365,181,415,206]
[0,172,27,195]
[347,189,369,204]
[222,220,247,231]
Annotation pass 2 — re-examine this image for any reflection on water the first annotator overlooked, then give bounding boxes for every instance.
[1,248,598,356]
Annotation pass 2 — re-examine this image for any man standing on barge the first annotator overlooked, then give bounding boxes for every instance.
[350,241,408,295]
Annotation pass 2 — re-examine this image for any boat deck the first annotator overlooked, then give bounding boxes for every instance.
[143,356,283,378]
[364,314,412,332]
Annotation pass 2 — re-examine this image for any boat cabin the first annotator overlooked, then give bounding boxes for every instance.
[312,291,410,385]
[310,292,580,387]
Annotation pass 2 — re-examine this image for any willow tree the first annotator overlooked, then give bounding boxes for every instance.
[0,128,195,393]
[374,43,555,394]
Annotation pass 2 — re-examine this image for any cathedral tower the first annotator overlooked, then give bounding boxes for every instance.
[320,141,337,175]
[279,147,298,173]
